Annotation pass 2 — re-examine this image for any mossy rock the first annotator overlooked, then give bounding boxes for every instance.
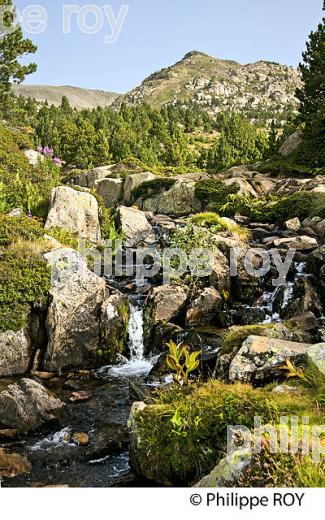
[129,380,317,485]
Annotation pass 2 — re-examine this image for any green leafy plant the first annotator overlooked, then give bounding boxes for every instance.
[279,358,306,381]
[166,340,201,386]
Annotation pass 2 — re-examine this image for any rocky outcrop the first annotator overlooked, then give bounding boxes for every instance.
[142,180,201,216]
[100,293,130,363]
[145,285,188,324]
[229,335,312,384]
[144,285,188,354]
[279,130,303,158]
[0,378,64,433]
[45,186,101,242]
[44,248,107,371]
[0,449,31,478]
[281,278,323,319]
[116,206,156,247]
[95,178,123,208]
[123,172,156,204]
[209,249,231,293]
[71,165,113,188]
[0,329,32,377]
[186,287,222,326]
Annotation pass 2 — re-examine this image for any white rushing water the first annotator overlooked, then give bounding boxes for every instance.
[261,262,308,323]
[109,301,153,377]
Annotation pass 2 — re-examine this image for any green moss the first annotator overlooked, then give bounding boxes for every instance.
[190,212,250,241]
[0,215,44,246]
[220,325,275,356]
[133,380,318,485]
[0,243,51,332]
[131,177,176,200]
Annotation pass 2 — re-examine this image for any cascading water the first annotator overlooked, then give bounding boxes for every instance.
[109,299,153,377]
[261,262,307,323]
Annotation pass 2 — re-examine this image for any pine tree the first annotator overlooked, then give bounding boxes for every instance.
[296,2,325,166]
[268,119,278,157]
[0,0,37,104]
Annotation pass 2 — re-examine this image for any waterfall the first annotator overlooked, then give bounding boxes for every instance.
[109,300,153,377]
[128,304,145,361]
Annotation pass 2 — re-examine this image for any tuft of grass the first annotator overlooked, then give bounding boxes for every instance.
[190,212,251,242]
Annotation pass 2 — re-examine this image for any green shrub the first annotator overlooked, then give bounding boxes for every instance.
[190,212,251,241]
[0,243,51,331]
[0,125,31,181]
[0,215,44,246]
[195,179,239,210]
[131,177,176,200]
[45,226,79,250]
[257,155,325,176]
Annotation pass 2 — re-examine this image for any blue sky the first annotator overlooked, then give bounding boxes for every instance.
[15,0,323,93]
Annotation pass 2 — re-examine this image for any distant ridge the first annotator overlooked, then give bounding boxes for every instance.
[12,84,120,110]
[113,51,302,122]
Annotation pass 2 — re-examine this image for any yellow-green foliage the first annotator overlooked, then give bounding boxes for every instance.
[0,125,61,217]
[0,215,44,246]
[166,340,201,386]
[0,241,51,331]
[190,212,251,241]
[134,380,321,485]
[45,226,79,250]
[0,125,32,181]
[220,324,274,356]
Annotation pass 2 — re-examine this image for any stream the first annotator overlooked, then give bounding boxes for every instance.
[1,226,318,487]
[1,297,155,488]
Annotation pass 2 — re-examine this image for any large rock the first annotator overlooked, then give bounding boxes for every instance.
[100,293,130,363]
[45,186,101,242]
[186,287,223,326]
[271,235,318,251]
[281,278,323,319]
[95,178,123,208]
[71,165,113,189]
[0,449,31,478]
[116,206,155,247]
[44,248,107,371]
[209,248,230,294]
[0,329,32,377]
[123,172,156,205]
[307,343,325,378]
[145,285,188,324]
[0,378,64,433]
[195,449,251,487]
[143,180,201,216]
[279,130,303,158]
[229,335,311,384]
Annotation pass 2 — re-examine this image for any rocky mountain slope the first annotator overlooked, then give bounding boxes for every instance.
[12,84,120,109]
[114,51,302,122]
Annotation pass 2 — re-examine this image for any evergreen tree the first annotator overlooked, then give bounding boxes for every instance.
[0,0,37,105]
[296,2,325,166]
[268,119,278,157]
